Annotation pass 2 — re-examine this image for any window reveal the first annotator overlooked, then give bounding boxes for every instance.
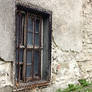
[16,11,42,82]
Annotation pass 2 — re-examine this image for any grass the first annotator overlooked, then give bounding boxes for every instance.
[56,79,92,92]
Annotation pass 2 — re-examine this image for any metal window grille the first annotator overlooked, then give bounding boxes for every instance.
[16,10,42,83]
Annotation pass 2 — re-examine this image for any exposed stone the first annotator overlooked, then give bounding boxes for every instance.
[0,60,13,88]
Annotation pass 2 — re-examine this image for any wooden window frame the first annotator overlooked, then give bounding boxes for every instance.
[16,10,42,82]
[15,4,52,88]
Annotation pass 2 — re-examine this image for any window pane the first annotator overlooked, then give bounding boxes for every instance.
[20,65,23,80]
[16,64,18,80]
[16,13,25,46]
[26,66,31,77]
[19,49,24,62]
[34,50,39,77]
[27,32,33,46]
[35,19,40,33]
[16,14,20,46]
[35,34,39,47]
[16,49,18,62]
[16,49,24,63]
[20,14,25,45]
[28,16,33,32]
[27,51,32,64]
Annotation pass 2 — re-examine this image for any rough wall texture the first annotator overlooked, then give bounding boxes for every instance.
[0,0,92,92]
[0,0,15,91]
[0,60,13,88]
[0,0,15,61]
[79,0,92,80]
[14,0,92,92]
[0,86,12,92]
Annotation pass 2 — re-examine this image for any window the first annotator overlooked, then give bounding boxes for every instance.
[15,5,52,86]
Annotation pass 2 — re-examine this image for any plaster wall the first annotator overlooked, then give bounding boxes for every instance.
[0,0,15,61]
[0,0,15,91]
[0,0,92,92]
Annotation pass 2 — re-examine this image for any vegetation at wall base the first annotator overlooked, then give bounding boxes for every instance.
[56,79,92,92]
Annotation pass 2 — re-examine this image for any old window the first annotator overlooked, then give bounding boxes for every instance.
[15,5,52,86]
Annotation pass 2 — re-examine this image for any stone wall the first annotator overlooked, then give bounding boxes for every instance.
[0,60,13,87]
[78,0,92,80]
[0,0,92,92]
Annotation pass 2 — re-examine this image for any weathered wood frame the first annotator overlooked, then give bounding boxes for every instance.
[15,3,52,89]
[16,10,42,82]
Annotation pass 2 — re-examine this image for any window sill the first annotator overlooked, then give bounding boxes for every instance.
[13,80,50,92]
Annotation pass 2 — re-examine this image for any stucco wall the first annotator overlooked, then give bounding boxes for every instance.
[0,0,15,61]
[0,0,15,91]
[0,0,92,92]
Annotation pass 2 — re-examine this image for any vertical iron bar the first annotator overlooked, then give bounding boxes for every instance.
[39,18,42,79]
[23,11,27,82]
[32,16,35,80]
[18,12,21,82]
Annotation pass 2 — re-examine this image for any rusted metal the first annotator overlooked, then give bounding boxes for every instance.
[23,11,27,82]
[38,18,42,79]
[13,81,49,92]
[32,15,35,80]
[18,12,20,82]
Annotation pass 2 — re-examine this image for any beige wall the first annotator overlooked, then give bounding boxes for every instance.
[0,0,15,61]
[0,0,15,90]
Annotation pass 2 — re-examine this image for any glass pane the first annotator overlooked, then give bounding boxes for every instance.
[16,49,18,62]
[35,34,39,47]
[16,14,20,46]
[16,64,18,80]
[26,66,31,77]
[20,65,23,80]
[20,14,25,45]
[27,32,33,46]
[35,19,40,33]
[27,51,32,64]
[19,49,24,62]
[16,64,23,80]
[34,50,39,77]
[28,16,33,32]
[16,13,25,46]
